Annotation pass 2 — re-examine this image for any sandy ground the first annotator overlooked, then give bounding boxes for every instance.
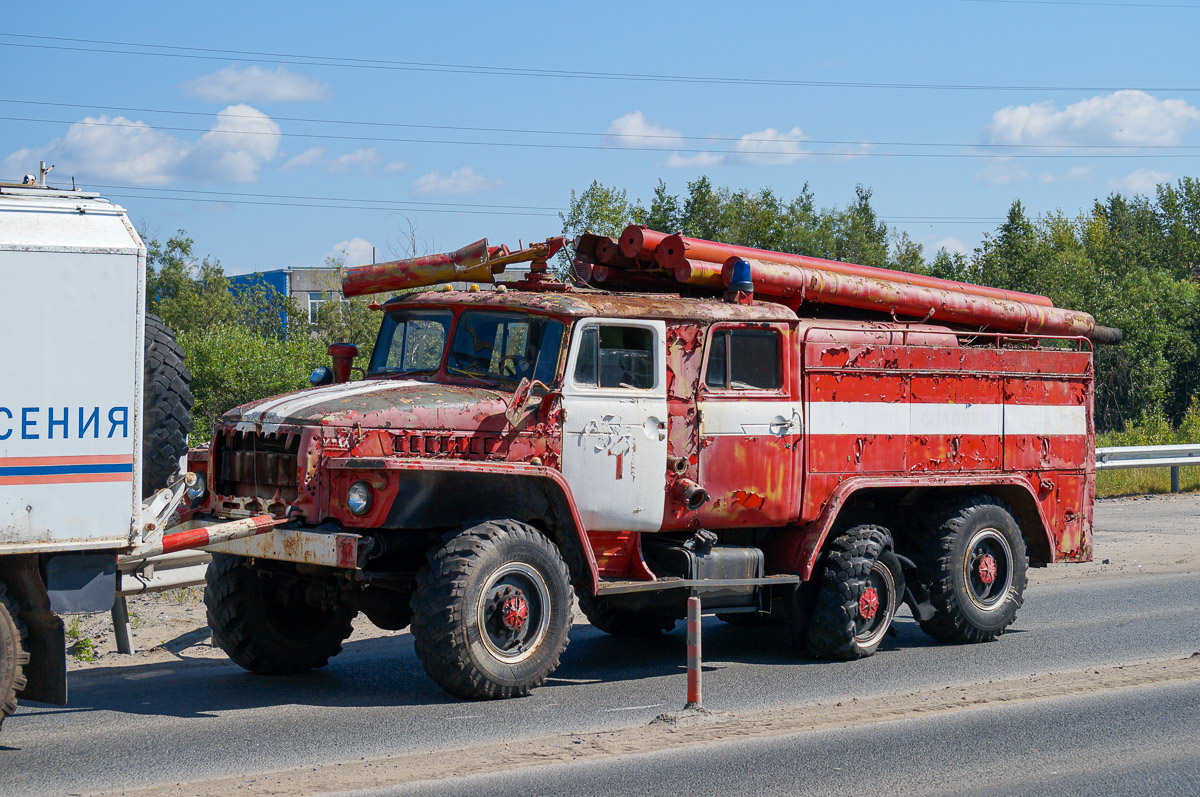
[63,493,1200,673]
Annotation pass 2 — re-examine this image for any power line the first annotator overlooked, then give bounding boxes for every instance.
[2,97,1196,151]
[87,183,562,212]
[97,192,561,218]
[88,186,999,225]
[1,31,1197,93]
[7,115,1199,159]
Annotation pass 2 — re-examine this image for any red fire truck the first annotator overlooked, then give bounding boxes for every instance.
[193,226,1119,700]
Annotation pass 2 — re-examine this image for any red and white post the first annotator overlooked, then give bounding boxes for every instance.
[686,595,702,709]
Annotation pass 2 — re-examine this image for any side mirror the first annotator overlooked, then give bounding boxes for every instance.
[328,342,358,384]
[309,366,334,387]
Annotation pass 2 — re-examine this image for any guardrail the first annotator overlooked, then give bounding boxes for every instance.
[1095,444,1200,493]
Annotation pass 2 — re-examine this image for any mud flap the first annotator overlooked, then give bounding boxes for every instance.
[890,550,935,623]
[0,555,67,706]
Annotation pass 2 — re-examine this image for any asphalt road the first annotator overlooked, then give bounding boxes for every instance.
[3,500,1199,795]
[384,681,1200,797]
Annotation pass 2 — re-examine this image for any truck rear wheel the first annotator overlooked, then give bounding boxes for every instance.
[205,554,356,674]
[576,592,678,637]
[411,520,572,699]
[0,581,29,732]
[142,314,194,498]
[804,524,898,660]
[917,495,1028,644]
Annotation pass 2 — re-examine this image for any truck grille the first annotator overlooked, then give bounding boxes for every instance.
[213,431,300,500]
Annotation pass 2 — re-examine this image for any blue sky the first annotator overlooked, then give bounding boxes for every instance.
[3,1,1199,274]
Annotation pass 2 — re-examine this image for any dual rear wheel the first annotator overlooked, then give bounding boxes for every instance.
[803,496,1027,660]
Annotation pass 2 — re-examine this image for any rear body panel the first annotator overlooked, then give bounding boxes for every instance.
[0,189,144,553]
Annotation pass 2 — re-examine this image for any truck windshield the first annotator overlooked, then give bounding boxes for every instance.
[446,310,564,384]
[369,310,453,375]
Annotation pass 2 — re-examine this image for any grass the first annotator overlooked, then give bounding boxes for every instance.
[163,587,203,605]
[68,637,97,663]
[65,616,82,640]
[1094,401,1200,498]
[1096,466,1200,498]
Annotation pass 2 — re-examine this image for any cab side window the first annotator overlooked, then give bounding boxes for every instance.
[573,325,655,389]
[705,329,780,390]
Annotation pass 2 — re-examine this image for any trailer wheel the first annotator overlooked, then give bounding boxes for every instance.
[411,520,572,699]
[804,524,898,660]
[205,554,356,674]
[917,496,1028,644]
[0,581,29,732]
[577,592,678,637]
[142,314,194,498]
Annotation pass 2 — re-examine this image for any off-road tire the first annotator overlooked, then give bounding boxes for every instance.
[205,553,356,674]
[577,592,678,637]
[804,524,897,660]
[411,520,573,699]
[917,495,1028,644]
[0,581,30,732]
[142,314,194,498]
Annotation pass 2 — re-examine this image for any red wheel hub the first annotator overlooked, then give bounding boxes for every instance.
[500,594,529,631]
[977,554,998,585]
[858,586,879,620]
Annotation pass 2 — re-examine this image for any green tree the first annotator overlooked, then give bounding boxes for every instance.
[310,254,382,372]
[557,181,643,272]
[832,185,889,267]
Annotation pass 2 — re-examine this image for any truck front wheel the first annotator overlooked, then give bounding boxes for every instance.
[0,582,29,732]
[411,520,572,699]
[205,554,356,674]
[804,524,898,660]
[917,496,1028,644]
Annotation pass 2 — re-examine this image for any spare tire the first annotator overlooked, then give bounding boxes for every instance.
[142,314,194,498]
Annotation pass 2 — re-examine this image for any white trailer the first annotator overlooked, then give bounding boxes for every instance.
[0,182,204,730]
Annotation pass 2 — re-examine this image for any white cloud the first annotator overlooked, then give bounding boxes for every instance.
[984,90,1200,147]
[411,166,500,195]
[183,104,281,182]
[606,111,684,148]
[826,141,873,161]
[1112,169,1171,194]
[733,127,808,165]
[325,237,376,267]
[932,237,968,255]
[0,105,280,185]
[327,147,381,174]
[384,161,408,173]
[665,151,725,168]
[974,161,1029,185]
[183,65,329,103]
[282,146,325,171]
[1037,165,1092,184]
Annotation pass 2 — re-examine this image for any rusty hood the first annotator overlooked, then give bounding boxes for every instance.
[222,378,511,431]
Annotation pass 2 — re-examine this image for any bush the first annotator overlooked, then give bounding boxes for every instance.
[1096,399,1200,496]
[181,324,327,443]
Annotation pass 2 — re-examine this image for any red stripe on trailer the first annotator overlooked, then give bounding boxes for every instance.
[0,454,133,467]
[0,472,132,486]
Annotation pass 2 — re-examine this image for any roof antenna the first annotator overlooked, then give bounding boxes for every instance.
[39,161,55,186]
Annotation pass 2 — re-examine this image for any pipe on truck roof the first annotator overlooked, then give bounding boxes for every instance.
[623,225,1056,308]
[724,256,1122,344]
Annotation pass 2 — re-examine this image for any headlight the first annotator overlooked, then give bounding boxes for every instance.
[347,481,372,516]
[186,473,207,500]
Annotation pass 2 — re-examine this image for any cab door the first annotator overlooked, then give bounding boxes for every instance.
[697,323,799,527]
[560,319,668,532]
